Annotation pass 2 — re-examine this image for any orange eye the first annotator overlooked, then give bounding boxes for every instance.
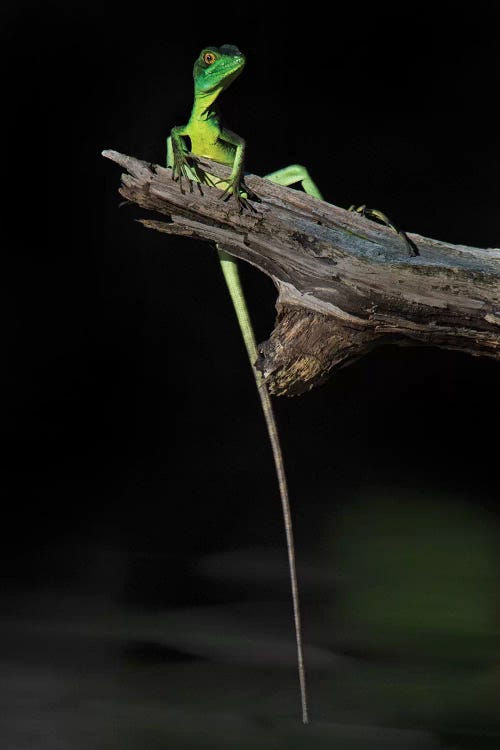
[203,52,216,65]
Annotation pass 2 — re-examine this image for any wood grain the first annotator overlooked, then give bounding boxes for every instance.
[103,149,500,395]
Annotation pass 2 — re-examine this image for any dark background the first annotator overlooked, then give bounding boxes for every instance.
[1,2,499,747]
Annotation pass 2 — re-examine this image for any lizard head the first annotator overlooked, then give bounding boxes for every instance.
[193,45,246,96]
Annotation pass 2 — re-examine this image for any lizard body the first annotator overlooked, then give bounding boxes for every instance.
[166,43,415,725]
[166,45,321,724]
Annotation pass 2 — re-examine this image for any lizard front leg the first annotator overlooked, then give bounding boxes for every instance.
[217,129,249,209]
[168,126,197,191]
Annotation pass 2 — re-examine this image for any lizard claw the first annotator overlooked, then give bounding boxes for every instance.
[171,148,195,193]
[349,204,419,257]
[219,176,258,213]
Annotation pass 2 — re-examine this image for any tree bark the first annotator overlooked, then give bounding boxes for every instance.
[102,149,500,396]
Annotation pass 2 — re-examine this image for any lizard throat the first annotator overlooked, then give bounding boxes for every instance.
[190,93,221,123]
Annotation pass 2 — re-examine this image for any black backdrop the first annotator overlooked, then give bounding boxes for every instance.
[2,2,499,606]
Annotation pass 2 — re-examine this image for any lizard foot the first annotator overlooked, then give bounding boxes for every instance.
[171,149,204,195]
[217,176,258,213]
[349,204,419,257]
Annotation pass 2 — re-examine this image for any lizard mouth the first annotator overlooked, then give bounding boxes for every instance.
[221,58,245,81]
[209,55,245,90]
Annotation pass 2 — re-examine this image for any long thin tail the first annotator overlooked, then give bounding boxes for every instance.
[217,247,309,724]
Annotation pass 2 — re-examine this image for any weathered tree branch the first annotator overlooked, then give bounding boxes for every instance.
[103,149,500,395]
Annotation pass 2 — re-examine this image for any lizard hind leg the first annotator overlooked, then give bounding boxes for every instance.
[265,164,418,257]
[349,204,419,257]
[264,164,324,200]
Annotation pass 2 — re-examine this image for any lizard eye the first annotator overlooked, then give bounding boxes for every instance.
[203,52,217,65]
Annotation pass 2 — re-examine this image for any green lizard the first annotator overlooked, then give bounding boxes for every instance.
[166,44,318,724]
[166,44,413,725]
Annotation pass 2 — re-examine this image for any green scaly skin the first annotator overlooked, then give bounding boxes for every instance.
[166,45,318,724]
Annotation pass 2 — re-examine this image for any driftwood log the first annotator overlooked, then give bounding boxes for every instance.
[103,149,500,396]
